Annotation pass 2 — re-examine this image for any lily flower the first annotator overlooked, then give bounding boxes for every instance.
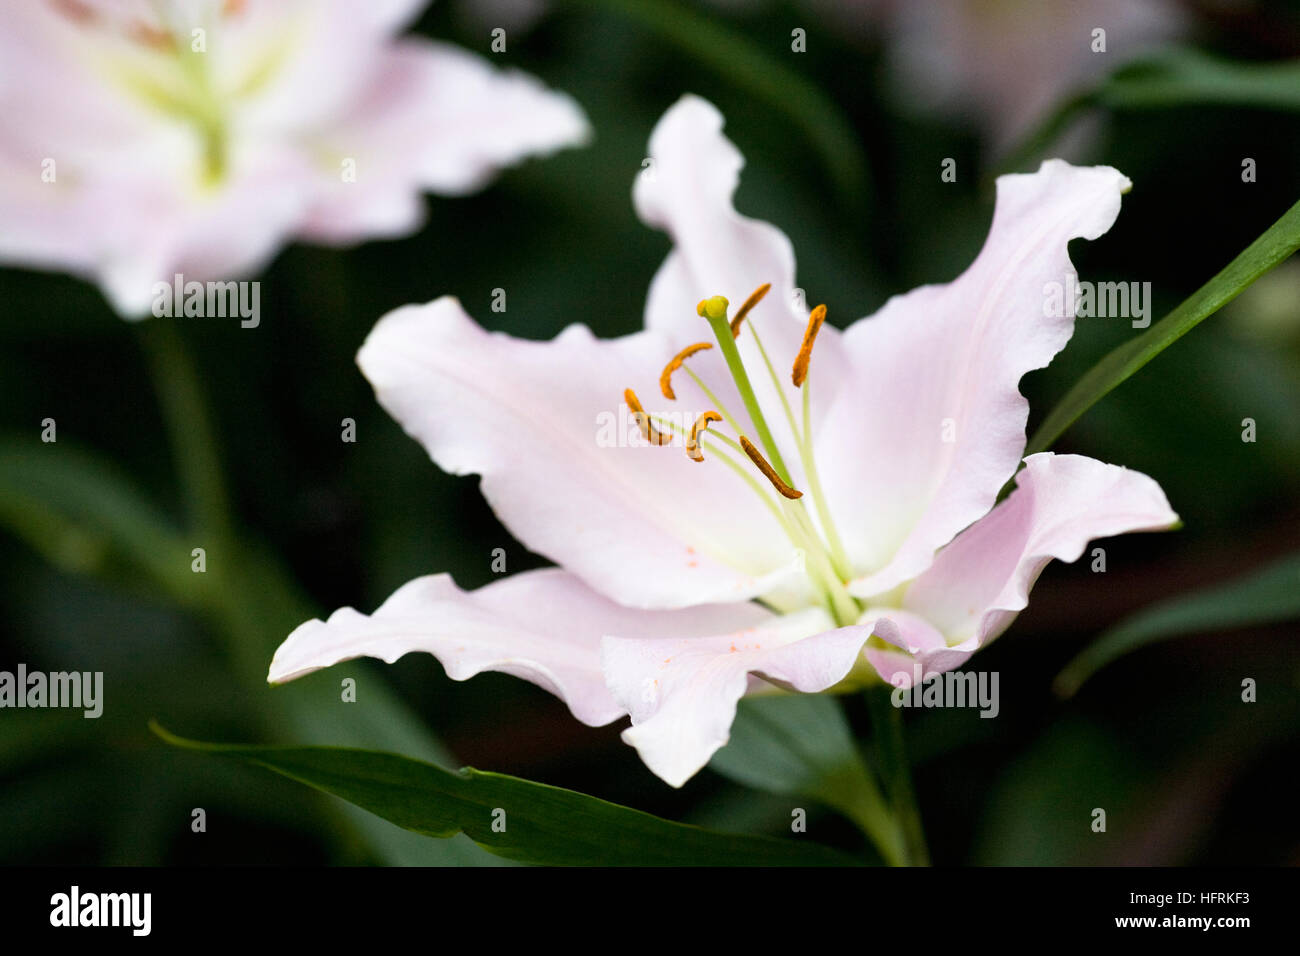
[268,95,1177,787]
[0,0,588,317]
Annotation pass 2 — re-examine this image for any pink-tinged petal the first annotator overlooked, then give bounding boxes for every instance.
[859,608,977,687]
[269,568,769,728]
[602,609,871,787]
[0,1,587,316]
[301,39,588,241]
[886,0,1185,149]
[219,0,422,135]
[814,160,1132,598]
[357,296,811,610]
[633,95,847,473]
[890,452,1178,668]
[0,137,314,316]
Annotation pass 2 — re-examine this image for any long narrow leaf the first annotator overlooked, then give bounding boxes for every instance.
[1055,552,1300,698]
[1026,196,1300,455]
[153,724,859,866]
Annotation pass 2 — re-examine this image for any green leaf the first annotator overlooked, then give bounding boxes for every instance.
[0,439,495,865]
[1098,48,1300,112]
[152,723,859,866]
[1025,195,1300,456]
[1055,552,1300,698]
[0,438,201,604]
[709,694,905,865]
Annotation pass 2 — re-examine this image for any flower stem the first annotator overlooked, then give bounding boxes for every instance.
[136,319,263,681]
[137,319,233,549]
[865,685,930,866]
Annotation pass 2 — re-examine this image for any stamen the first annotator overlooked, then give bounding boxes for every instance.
[792,304,826,387]
[730,283,771,339]
[686,411,723,462]
[740,436,802,499]
[624,388,672,446]
[659,342,713,400]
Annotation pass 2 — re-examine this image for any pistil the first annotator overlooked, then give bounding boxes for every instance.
[697,296,794,484]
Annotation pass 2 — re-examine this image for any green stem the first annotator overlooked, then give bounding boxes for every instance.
[834,763,907,867]
[137,319,233,548]
[865,686,929,866]
[135,320,274,690]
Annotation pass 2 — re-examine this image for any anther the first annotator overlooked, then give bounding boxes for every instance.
[792,303,826,387]
[730,283,771,339]
[740,436,802,499]
[624,388,672,446]
[686,411,723,462]
[659,342,713,400]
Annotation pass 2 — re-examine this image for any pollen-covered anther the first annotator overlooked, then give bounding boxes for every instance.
[623,388,672,446]
[729,283,771,338]
[659,342,713,400]
[792,303,827,387]
[685,411,723,462]
[740,436,802,499]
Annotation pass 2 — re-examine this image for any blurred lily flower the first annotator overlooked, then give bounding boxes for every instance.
[0,0,589,317]
[880,0,1186,148]
[269,95,1177,787]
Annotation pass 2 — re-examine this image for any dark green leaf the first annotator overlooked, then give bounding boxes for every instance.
[1055,552,1300,697]
[1026,196,1300,456]
[153,723,859,866]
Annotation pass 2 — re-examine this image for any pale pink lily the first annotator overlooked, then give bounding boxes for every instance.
[0,0,588,317]
[268,95,1177,787]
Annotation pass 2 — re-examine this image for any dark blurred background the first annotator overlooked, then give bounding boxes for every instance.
[2,0,1299,865]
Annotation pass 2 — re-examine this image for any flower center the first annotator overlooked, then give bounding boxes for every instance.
[624,284,861,626]
[51,0,262,187]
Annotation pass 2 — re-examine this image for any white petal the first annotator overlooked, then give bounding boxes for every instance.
[863,452,1178,679]
[302,38,589,241]
[859,607,975,687]
[813,160,1132,597]
[269,568,768,728]
[357,296,809,609]
[0,2,586,315]
[633,95,848,479]
[603,609,871,787]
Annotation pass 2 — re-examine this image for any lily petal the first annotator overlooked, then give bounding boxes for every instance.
[860,607,971,687]
[269,567,769,728]
[816,160,1132,597]
[603,609,871,787]
[0,1,587,317]
[862,452,1178,681]
[634,95,846,470]
[302,39,590,240]
[357,296,808,609]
